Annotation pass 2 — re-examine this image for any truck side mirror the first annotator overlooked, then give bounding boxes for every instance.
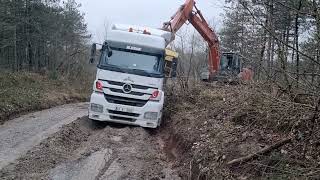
[89,43,97,64]
[89,57,94,64]
[171,58,178,78]
[102,42,113,57]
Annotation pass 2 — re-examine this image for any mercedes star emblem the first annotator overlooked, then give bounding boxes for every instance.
[122,83,132,93]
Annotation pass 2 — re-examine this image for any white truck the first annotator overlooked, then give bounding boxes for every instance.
[88,24,174,128]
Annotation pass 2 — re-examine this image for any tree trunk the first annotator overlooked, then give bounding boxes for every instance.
[295,0,302,88]
[258,19,268,80]
[312,0,320,89]
[266,0,274,79]
[14,25,17,72]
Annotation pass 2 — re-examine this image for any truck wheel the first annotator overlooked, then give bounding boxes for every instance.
[89,118,104,127]
[157,118,163,127]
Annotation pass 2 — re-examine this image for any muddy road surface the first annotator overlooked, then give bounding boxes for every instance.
[0,103,180,180]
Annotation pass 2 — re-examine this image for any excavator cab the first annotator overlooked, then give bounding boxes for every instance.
[201,52,244,83]
[219,53,242,75]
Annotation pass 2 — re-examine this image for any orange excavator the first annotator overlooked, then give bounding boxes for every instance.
[162,0,253,82]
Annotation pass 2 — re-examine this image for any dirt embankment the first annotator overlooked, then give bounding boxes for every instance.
[0,72,91,124]
[162,83,320,179]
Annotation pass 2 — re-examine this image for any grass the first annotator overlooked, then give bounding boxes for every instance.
[0,71,92,123]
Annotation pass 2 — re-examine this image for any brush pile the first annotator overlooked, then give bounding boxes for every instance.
[164,82,320,179]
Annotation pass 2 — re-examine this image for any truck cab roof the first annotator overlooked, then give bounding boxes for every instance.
[106,24,170,51]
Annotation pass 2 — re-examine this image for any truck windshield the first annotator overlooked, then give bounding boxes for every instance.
[99,47,164,77]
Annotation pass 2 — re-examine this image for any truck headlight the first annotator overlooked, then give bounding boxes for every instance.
[144,112,158,120]
[90,103,103,113]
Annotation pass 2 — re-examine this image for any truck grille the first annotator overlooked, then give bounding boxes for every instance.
[101,80,156,90]
[108,88,146,96]
[104,94,148,107]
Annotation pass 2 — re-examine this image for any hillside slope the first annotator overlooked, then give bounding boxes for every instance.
[0,72,91,123]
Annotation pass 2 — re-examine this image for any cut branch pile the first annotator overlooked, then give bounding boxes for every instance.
[164,82,320,179]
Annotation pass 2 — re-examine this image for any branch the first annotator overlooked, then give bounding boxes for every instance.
[227,137,293,166]
[274,1,312,16]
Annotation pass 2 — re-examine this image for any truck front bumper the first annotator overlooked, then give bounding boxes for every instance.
[88,92,163,128]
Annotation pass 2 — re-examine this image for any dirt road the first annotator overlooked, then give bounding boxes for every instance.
[0,103,180,180]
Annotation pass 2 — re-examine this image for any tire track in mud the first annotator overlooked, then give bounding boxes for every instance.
[94,150,118,180]
[0,103,88,170]
[0,117,92,179]
[0,116,181,180]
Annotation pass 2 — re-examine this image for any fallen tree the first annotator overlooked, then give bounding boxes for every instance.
[227,137,293,166]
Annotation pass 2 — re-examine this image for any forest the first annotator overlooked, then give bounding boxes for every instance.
[222,0,320,94]
[175,0,320,96]
[0,0,90,78]
[0,0,92,123]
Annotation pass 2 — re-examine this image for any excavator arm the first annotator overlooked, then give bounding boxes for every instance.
[162,0,194,36]
[162,0,220,76]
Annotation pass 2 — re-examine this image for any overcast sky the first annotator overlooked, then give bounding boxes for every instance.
[76,0,226,42]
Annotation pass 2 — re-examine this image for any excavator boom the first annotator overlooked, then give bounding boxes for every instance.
[189,7,220,74]
[162,0,194,35]
[162,0,220,75]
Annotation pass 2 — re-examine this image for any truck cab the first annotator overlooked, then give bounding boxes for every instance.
[89,24,173,128]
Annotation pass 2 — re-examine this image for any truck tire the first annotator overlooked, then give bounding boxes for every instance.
[157,117,163,128]
[89,118,104,127]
